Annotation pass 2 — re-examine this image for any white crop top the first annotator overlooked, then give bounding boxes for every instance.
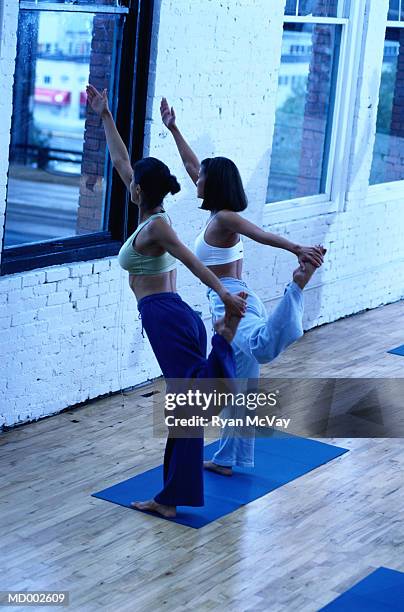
[194,214,244,266]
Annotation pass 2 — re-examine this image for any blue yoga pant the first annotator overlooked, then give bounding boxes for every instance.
[207,278,304,467]
[138,292,236,506]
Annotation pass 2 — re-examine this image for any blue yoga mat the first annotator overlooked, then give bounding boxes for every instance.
[388,344,404,356]
[92,431,348,528]
[319,567,404,611]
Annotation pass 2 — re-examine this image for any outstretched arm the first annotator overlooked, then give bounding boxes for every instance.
[217,211,326,267]
[149,219,246,317]
[86,84,133,190]
[160,97,200,185]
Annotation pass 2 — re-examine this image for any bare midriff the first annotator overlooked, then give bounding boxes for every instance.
[206,258,243,280]
[127,216,243,301]
[128,268,177,301]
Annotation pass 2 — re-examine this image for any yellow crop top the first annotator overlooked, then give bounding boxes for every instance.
[117,212,177,275]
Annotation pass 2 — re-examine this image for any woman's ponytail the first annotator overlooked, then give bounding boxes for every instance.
[168,174,181,195]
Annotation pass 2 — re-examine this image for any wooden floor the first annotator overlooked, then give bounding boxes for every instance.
[1,299,404,612]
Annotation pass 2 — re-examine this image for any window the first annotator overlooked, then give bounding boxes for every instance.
[1,0,153,274]
[267,0,353,207]
[369,2,404,186]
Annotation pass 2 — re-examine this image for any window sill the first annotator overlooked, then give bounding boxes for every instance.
[263,195,339,225]
[1,234,121,275]
[365,181,404,206]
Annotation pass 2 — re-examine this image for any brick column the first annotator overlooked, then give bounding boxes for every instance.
[76,11,116,235]
[296,0,338,197]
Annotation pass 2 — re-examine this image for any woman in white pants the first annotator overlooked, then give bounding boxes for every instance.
[161,98,326,475]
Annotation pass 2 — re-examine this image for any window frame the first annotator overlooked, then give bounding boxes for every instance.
[1,0,154,275]
[367,17,404,206]
[264,0,366,224]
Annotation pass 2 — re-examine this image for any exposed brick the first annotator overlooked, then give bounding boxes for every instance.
[99,293,116,307]
[93,259,110,273]
[0,276,22,293]
[84,138,100,151]
[36,305,64,322]
[11,311,37,327]
[7,287,34,304]
[70,288,88,302]
[69,262,94,277]
[45,268,70,283]
[56,278,80,293]
[22,271,46,287]
[80,274,99,287]
[82,161,97,174]
[74,296,100,311]
[47,291,70,307]
[33,283,57,296]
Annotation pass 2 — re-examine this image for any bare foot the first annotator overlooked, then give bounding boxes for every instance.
[204,460,233,476]
[214,291,247,343]
[293,247,326,290]
[130,499,176,518]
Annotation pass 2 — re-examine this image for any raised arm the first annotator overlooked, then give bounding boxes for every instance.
[160,97,200,185]
[149,219,247,317]
[217,211,326,268]
[86,84,133,190]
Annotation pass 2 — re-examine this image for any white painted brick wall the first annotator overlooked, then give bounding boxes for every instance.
[0,0,403,427]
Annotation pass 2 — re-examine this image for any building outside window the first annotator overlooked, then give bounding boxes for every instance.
[369,0,404,186]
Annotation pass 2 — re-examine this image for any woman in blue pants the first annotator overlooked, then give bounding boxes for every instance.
[137,291,241,508]
[87,85,247,517]
[161,98,326,475]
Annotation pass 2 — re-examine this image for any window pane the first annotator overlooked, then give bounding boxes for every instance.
[267,23,341,203]
[4,9,124,248]
[298,0,339,18]
[388,0,400,21]
[285,0,340,17]
[370,28,404,185]
[285,0,297,16]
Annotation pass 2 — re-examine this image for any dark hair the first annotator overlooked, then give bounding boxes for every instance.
[133,157,180,209]
[200,156,247,212]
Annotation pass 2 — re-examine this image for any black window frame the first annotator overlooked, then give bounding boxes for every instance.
[1,0,154,275]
